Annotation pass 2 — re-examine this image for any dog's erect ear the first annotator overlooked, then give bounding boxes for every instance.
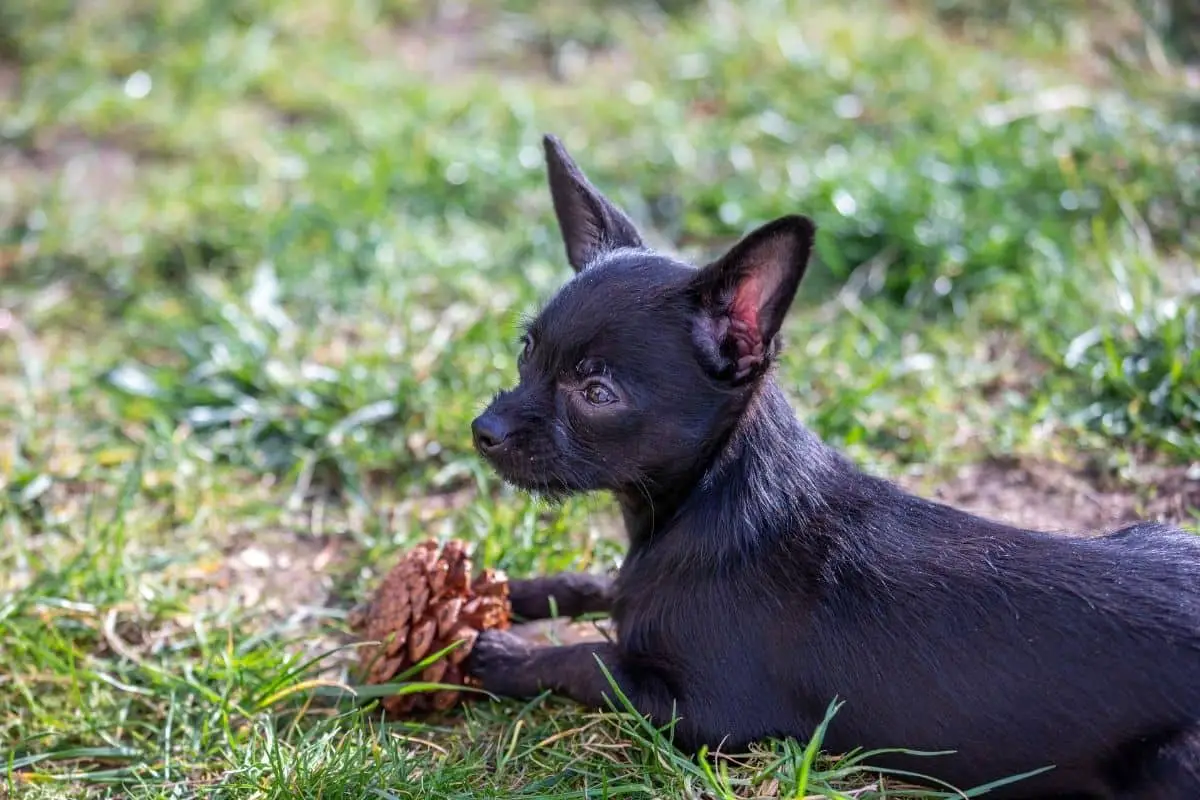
[689,215,816,383]
[543,134,645,273]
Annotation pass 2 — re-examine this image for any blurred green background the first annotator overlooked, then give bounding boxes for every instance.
[1,1,1197,797]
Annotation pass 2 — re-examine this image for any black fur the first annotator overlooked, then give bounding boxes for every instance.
[466,134,1200,799]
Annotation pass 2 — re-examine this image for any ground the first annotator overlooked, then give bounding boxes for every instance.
[1,0,1198,798]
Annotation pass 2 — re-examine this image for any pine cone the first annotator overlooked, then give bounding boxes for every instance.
[348,538,510,715]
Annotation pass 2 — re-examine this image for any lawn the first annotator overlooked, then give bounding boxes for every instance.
[1,0,1198,797]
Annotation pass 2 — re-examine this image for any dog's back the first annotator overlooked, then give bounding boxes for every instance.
[807,502,1200,797]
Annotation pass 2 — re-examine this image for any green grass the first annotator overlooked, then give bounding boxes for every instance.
[1,0,1198,797]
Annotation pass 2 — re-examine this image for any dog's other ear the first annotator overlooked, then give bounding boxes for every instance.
[543,134,645,273]
[690,215,816,383]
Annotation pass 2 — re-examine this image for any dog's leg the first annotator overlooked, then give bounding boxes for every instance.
[466,630,676,721]
[507,573,613,620]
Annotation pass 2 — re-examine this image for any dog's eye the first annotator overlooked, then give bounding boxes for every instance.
[518,335,533,364]
[583,383,616,406]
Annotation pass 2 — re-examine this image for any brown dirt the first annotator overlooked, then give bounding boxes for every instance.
[198,528,343,617]
[511,616,615,646]
[0,131,138,208]
[367,6,502,77]
[87,528,345,664]
[898,456,1200,535]
[0,61,18,100]
[363,4,634,87]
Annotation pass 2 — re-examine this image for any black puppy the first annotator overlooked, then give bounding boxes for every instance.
[465,134,1200,799]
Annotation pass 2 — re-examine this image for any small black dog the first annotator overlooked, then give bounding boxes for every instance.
[465,134,1200,799]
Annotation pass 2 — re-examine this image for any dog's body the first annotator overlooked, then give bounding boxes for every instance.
[465,135,1200,799]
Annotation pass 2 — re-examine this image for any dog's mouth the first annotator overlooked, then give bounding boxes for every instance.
[474,442,577,499]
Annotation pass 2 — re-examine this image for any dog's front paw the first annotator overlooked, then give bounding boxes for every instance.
[466,629,535,697]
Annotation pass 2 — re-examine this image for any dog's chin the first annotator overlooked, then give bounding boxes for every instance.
[498,471,578,503]
[477,451,589,501]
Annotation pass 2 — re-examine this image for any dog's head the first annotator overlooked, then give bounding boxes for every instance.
[471,134,815,498]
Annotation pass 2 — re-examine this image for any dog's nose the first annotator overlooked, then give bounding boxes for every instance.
[472,412,511,453]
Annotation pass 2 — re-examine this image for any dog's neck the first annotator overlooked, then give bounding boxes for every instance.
[615,380,851,556]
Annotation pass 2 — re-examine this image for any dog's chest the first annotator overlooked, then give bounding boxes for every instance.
[610,555,768,663]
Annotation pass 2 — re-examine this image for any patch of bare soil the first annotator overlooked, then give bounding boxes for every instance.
[511,616,614,646]
[0,131,138,209]
[368,6,500,77]
[87,529,345,665]
[899,457,1200,535]
[0,61,18,100]
[364,5,634,86]
[195,528,343,618]
[192,528,359,678]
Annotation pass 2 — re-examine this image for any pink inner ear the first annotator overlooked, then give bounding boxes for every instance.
[728,275,765,374]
